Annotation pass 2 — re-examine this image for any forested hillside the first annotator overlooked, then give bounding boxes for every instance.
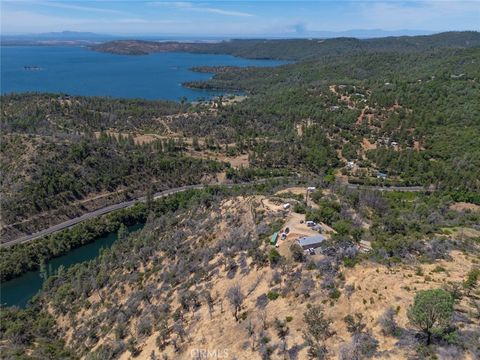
[93,31,480,59]
[1,31,480,360]
[0,95,225,242]
[187,47,480,200]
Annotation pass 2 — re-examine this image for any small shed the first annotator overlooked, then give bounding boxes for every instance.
[270,232,279,245]
[298,235,326,250]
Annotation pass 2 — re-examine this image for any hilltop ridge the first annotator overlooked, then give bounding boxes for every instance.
[91,31,480,59]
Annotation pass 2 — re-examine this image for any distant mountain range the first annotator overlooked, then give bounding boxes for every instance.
[1,29,440,45]
[301,29,436,38]
[1,31,118,45]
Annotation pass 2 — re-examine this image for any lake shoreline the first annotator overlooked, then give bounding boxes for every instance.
[1,46,286,101]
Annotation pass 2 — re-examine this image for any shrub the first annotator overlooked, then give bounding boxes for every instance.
[293,202,307,214]
[267,291,280,301]
[268,249,283,266]
[464,268,480,293]
[343,257,360,268]
[329,288,341,300]
[290,243,305,262]
[433,265,446,273]
[344,313,366,335]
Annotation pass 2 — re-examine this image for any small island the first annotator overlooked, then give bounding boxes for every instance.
[23,65,42,71]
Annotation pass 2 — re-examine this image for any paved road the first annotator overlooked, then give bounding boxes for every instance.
[342,183,432,192]
[2,179,431,248]
[1,180,279,248]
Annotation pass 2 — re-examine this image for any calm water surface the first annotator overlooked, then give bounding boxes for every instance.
[0,223,143,308]
[1,46,285,100]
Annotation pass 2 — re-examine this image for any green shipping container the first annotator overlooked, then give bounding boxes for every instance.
[270,232,279,245]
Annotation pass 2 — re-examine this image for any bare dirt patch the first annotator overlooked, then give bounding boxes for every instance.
[188,150,249,169]
[295,118,313,136]
[362,138,377,151]
[450,202,480,213]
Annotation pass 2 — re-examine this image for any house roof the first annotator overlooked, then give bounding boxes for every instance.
[298,235,325,247]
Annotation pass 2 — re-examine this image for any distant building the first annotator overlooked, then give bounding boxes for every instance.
[298,235,326,250]
[377,171,387,180]
[358,240,372,253]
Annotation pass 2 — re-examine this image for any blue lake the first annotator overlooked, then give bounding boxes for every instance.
[1,46,285,100]
[0,223,144,308]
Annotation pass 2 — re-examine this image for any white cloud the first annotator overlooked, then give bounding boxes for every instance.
[356,1,480,30]
[148,1,254,17]
[42,1,127,15]
[4,0,129,15]
[0,9,178,34]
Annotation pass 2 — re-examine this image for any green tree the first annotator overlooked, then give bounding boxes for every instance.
[289,243,305,262]
[303,305,333,359]
[268,248,283,266]
[117,224,128,242]
[407,289,454,345]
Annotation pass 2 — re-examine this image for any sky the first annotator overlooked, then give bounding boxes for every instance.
[1,0,480,37]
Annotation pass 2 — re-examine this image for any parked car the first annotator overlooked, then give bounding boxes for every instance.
[306,220,316,227]
[308,248,316,255]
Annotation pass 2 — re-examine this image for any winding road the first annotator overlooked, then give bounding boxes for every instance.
[342,183,433,192]
[2,181,274,248]
[2,180,432,248]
